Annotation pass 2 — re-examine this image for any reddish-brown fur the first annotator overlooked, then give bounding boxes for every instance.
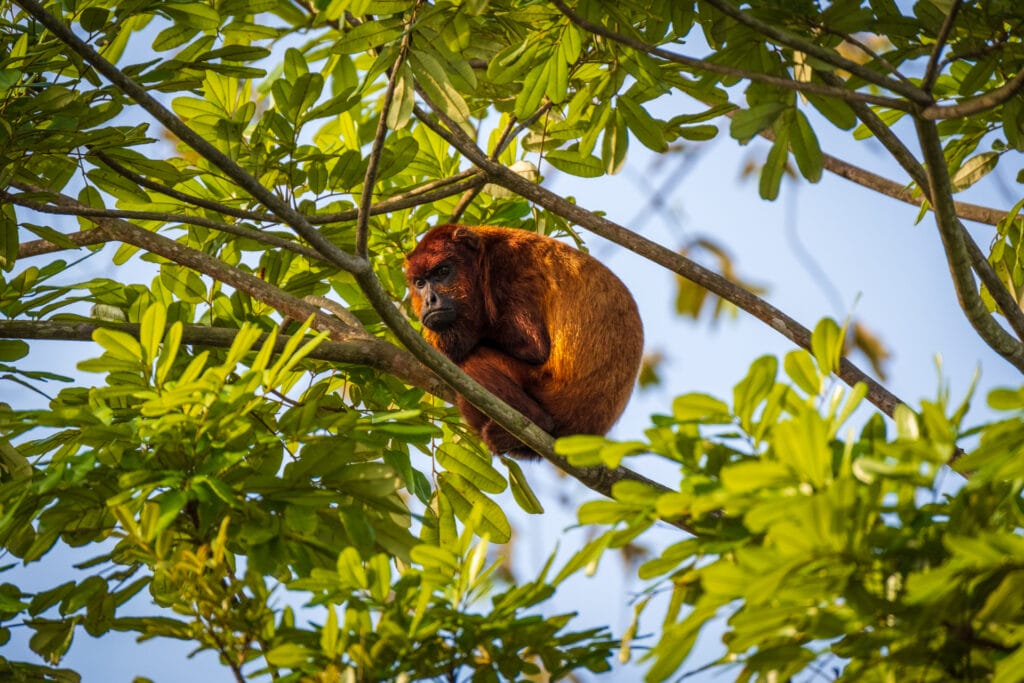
[405,224,644,457]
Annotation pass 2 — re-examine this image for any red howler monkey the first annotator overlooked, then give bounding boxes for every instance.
[405,224,643,458]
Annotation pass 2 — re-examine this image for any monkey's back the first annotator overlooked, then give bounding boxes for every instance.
[474,227,644,438]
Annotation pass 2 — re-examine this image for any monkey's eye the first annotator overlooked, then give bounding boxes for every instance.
[434,265,452,279]
[413,278,426,289]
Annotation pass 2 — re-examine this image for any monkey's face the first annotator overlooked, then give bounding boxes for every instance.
[409,261,459,332]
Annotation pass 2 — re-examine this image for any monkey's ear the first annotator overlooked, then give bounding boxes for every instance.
[450,226,482,252]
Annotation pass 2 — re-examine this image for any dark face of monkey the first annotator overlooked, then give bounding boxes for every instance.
[409,262,458,331]
[405,227,488,361]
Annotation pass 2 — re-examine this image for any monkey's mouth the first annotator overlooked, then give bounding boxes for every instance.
[421,308,457,331]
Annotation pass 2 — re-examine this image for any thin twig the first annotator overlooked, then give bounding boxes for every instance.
[90,149,270,222]
[922,0,963,92]
[355,1,419,257]
[313,171,483,223]
[5,189,325,261]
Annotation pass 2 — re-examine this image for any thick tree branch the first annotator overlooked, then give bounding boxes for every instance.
[0,319,448,386]
[10,185,451,397]
[549,0,914,111]
[915,119,1024,372]
[412,105,905,419]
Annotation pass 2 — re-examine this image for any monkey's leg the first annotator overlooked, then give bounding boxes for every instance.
[458,348,554,457]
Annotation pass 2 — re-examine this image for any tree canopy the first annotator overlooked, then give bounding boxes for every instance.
[1,0,1023,681]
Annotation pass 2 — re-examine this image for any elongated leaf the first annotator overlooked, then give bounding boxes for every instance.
[502,456,544,514]
[139,302,166,367]
[92,328,142,363]
[545,149,605,178]
[618,96,667,152]
[332,19,402,54]
[411,50,470,127]
[789,109,822,182]
[952,152,998,192]
[438,472,511,543]
[436,442,506,494]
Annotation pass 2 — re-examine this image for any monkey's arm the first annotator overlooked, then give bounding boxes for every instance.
[489,307,550,365]
[457,347,554,456]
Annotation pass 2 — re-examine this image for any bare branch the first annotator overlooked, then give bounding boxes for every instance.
[921,67,1024,120]
[548,0,915,111]
[19,227,112,258]
[10,185,453,396]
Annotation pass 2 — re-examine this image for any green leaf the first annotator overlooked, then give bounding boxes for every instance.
[410,544,459,573]
[514,60,550,119]
[411,50,471,127]
[265,643,313,668]
[502,456,544,514]
[436,442,507,494]
[0,339,29,362]
[0,204,18,272]
[810,318,842,375]
[789,110,822,182]
[290,72,325,122]
[734,356,778,431]
[759,127,790,200]
[438,473,511,543]
[730,102,786,143]
[545,149,605,178]
[672,393,731,422]
[721,460,795,493]
[783,349,821,395]
[951,152,998,192]
[92,328,142,363]
[601,111,628,175]
[386,61,415,130]
[29,618,77,665]
[139,302,166,367]
[332,19,402,54]
[617,96,667,152]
